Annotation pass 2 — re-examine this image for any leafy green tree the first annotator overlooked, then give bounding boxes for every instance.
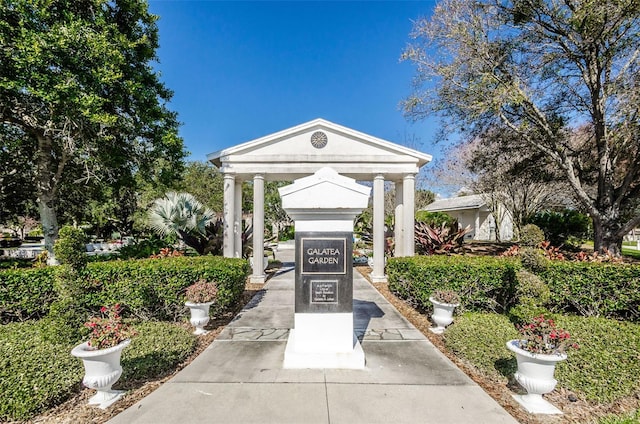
[0,0,185,258]
[0,126,37,225]
[402,0,640,254]
[415,211,454,226]
[66,185,138,240]
[175,161,224,213]
[527,209,591,247]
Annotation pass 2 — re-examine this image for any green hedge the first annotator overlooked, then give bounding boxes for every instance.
[539,262,640,321]
[387,256,520,313]
[0,267,56,322]
[0,321,82,421]
[387,256,640,322]
[0,319,196,421]
[444,312,518,380]
[90,256,250,320]
[445,313,640,403]
[0,256,250,322]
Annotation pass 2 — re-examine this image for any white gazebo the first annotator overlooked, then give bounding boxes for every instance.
[207,118,432,283]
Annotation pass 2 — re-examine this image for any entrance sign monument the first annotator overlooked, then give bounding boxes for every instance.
[279,167,370,368]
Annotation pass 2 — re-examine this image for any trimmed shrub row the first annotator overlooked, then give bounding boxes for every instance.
[387,255,640,321]
[0,256,250,323]
[540,261,640,321]
[387,256,520,313]
[445,312,640,403]
[0,267,56,322]
[0,321,82,421]
[0,319,197,421]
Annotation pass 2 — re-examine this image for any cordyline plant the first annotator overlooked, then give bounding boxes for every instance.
[572,249,623,263]
[149,247,184,259]
[84,304,136,350]
[538,241,566,261]
[431,289,461,305]
[185,279,219,304]
[517,315,579,356]
[415,220,471,255]
[500,244,520,257]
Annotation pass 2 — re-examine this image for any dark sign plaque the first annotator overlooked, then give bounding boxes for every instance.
[295,231,353,313]
[301,238,346,274]
[310,280,338,304]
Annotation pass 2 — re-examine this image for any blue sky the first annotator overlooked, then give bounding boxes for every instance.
[147,0,442,168]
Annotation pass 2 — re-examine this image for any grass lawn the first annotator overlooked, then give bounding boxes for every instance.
[581,240,640,260]
[621,247,640,260]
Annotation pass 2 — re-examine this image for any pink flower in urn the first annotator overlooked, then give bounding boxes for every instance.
[517,315,579,355]
[84,305,136,350]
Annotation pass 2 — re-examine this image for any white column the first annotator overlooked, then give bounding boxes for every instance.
[475,209,480,240]
[402,174,415,256]
[371,174,387,283]
[234,180,243,258]
[223,173,235,258]
[251,174,266,283]
[394,180,404,257]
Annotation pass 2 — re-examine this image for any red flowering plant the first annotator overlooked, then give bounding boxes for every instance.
[84,304,137,350]
[517,315,579,355]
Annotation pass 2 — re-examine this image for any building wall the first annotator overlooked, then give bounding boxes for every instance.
[498,212,514,241]
[447,210,489,241]
[442,208,513,241]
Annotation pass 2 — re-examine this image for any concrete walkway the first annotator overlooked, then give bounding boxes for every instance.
[109,248,518,424]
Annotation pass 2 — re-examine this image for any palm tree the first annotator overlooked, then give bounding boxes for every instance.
[148,192,223,255]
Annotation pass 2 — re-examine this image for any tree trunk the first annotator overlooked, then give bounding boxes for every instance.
[35,134,60,263]
[592,217,623,256]
[37,191,59,262]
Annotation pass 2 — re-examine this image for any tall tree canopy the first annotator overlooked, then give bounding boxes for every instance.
[175,161,224,213]
[434,130,573,239]
[402,0,639,254]
[0,0,184,257]
[0,125,37,225]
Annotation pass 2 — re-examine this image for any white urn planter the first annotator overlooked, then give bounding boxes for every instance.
[506,340,567,414]
[429,297,459,334]
[185,301,214,335]
[71,339,131,409]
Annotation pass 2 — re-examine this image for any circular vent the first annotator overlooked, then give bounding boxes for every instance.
[310,131,328,149]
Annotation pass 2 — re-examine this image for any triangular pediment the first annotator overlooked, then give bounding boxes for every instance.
[279,167,371,210]
[207,118,432,180]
